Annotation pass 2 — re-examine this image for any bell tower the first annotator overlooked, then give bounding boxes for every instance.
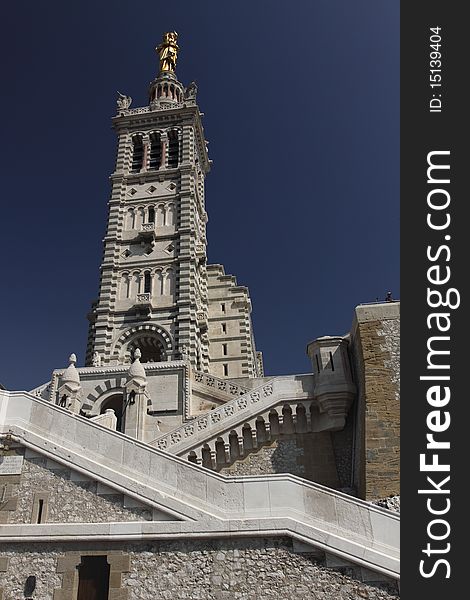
[86,32,210,370]
[86,33,262,378]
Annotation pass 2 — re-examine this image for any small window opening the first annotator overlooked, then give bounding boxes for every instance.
[223,364,229,377]
[148,207,155,223]
[315,355,321,373]
[221,303,226,313]
[168,130,179,168]
[329,351,335,371]
[149,133,162,170]
[37,499,44,524]
[222,343,228,356]
[144,272,152,294]
[221,323,227,334]
[131,136,144,173]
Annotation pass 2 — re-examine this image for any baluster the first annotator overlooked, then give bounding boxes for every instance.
[238,435,245,457]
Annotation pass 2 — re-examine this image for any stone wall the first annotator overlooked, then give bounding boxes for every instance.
[331,409,355,491]
[0,539,399,600]
[351,303,400,500]
[1,448,152,525]
[219,432,340,489]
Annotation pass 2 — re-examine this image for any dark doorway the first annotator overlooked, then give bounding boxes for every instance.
[77,556,110,600]
[100,395,124,432]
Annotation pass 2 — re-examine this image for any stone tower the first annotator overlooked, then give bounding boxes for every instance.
[86,34,262,378]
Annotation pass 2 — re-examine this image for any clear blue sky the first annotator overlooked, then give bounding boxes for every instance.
[0,1,399,390]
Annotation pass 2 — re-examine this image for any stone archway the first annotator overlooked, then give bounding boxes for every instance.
[100,394,125,432]
[113,324,173,364]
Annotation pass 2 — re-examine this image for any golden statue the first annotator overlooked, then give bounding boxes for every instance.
[156,32,179,72]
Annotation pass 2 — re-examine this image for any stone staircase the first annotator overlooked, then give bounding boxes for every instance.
[0,389,399,580]
[150,374,349,467]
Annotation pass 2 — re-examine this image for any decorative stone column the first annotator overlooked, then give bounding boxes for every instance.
[124,348,150,440]
[160,132,168,169]
[141,134,149,172]
[57,354,82,414]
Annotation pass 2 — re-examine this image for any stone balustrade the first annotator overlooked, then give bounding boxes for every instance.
[149,374,351,462]
[136,293,151,305]
[192,371,248,397]
[183,398,326,470]
[137,223,157,243]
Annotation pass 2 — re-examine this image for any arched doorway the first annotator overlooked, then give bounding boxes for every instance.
[100,394,124,432]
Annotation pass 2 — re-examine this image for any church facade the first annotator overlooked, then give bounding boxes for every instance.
[0,34,400,599]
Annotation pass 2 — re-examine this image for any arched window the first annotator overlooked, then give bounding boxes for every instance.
[144,272,152,294]
[131,272,140,296]
[156,204,165,226]
[166,203,175,226]
[164,268,175,296]
[156,270,164,295]
[120,273,131,299]
[126,208,135,230]
[148,206,155,223]
[135,206,145,228]
[168,130,179,168]
[131,135,144,173]
[149,132,161,170]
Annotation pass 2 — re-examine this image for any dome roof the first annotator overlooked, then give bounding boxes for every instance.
[128,348,146,380]
[61,354,80,384]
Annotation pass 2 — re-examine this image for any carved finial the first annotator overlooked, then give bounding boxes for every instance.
[61,352,81,400]
[127,347,146,384]
[156,31,179,73]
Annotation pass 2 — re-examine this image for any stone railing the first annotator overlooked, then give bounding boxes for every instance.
[124,106,151,115]
[136,293,151,305]
[118,102,185,117]
[151,379,277,453]
[137,223,157,243]
[151,373,355,460]
[90,409,117,431]
[192,371,248,397]
[29,382,52,400]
